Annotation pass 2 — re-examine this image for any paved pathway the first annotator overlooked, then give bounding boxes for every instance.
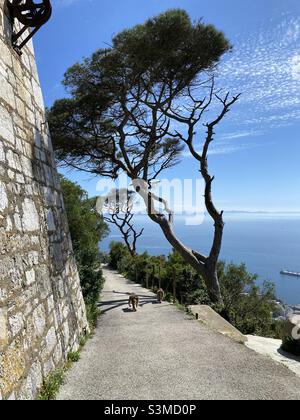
[57,268,300,400]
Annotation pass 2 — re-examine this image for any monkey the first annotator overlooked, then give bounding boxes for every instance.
[128,293,139,312]
[157,288,165,303]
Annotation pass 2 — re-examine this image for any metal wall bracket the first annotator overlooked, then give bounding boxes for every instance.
[7,0,52,55]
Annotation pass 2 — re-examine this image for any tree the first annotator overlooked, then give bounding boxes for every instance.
[108,241,130,271]
[217,262,279,336]
[48,10,240,303]
[96,188,143,256]
[60,176,109,326]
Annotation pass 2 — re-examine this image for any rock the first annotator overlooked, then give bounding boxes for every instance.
[0,2,88,400]
[283,314,300,344]
[0,308,8,348]
[272,301,286,319]
[188,305,247,344]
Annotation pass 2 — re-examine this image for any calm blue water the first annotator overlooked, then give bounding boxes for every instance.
[100,213,300,305]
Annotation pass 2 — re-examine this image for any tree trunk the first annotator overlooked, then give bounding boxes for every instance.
[136,188,223,304]
[202,266,222,304]
[151,210,222,303]
[164,220,222,302]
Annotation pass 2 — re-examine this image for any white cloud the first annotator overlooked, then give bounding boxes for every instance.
[183,138,261,157]
[183,14,300,157]
[217,14,300,129]
[208,144,255,156]
[218,130,263,141]
[291,53,300,81]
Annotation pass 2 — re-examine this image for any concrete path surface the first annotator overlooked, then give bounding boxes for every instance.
[57,268,300,400]
[246,335,300,378]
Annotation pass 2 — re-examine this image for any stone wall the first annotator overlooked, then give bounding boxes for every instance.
[0,1,88,400]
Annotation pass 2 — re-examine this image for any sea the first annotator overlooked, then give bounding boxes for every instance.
[100,213,300,306]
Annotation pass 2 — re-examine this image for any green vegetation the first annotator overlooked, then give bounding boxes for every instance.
[37,348,84,400]
[108,242,282,338]
[48,9,239,304]
[60,176,108,329]
[217,262,283,338]
[50,9,286,345]
[38,177,109,400]
[37,369,65,400]
[67,351,81,364]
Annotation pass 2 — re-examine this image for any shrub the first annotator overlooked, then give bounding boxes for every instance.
[109,244,281,338]
[217,262,280,337]
[60,176,108,329]
[68,351,81,363]
[85,303,100,330]
[281,337,300,356]
[38,369,65,401]
[109,242,130,270]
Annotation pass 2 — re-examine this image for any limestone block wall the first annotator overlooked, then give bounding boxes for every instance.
[0,1,88,400]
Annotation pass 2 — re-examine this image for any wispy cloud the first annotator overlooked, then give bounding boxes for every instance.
[291,53,300,81]
[183,140,262,157]
[182,13,300,157]
[208,143,259,156]
[50,6,299,157]
[217,14,300,129]
[218,130,263,141]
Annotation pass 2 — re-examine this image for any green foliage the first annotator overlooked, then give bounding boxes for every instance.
[109,241,130,270]
[68,351,81,363]
[48,9,231,178]
[99,251,110,264]
[77,248,104,304]
[38,344,85,399]
[217,262,280,337]
[85,303,100,331]
[109,243,282,338]
[79,335,88,348]
[164,291,174,303]
[109,9,230,86]
[48,10,236,306]
[37,369,65,401]
[60,176,108,252]
[37,177,108,400]
[60,176,108,328]
[125,252,153,285]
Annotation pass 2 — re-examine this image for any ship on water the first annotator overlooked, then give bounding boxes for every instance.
[280,270,300,278]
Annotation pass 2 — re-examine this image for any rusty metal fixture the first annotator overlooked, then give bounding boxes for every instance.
[7,0,52,54]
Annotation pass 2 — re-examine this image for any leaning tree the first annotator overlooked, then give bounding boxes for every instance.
[48,9,240,303]
[96,188,144,257]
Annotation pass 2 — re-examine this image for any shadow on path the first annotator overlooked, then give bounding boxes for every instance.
[277,348,300,363]
[98,297,156,314]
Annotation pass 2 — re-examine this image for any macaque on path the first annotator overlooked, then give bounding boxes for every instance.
[128,293,139,311]
[157,288,165,303]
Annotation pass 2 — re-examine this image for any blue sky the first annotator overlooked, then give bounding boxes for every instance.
[34,0,300,212]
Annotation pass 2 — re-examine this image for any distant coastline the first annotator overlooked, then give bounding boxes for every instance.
[100,215,300,306]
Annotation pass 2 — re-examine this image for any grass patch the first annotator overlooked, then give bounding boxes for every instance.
[79,334,88,348]
[37,369,65,401]
[37,334,88,400]
[175,302,194,317]
[67,351,81,363]
[86,302,100,331]
[176,302,185,311]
